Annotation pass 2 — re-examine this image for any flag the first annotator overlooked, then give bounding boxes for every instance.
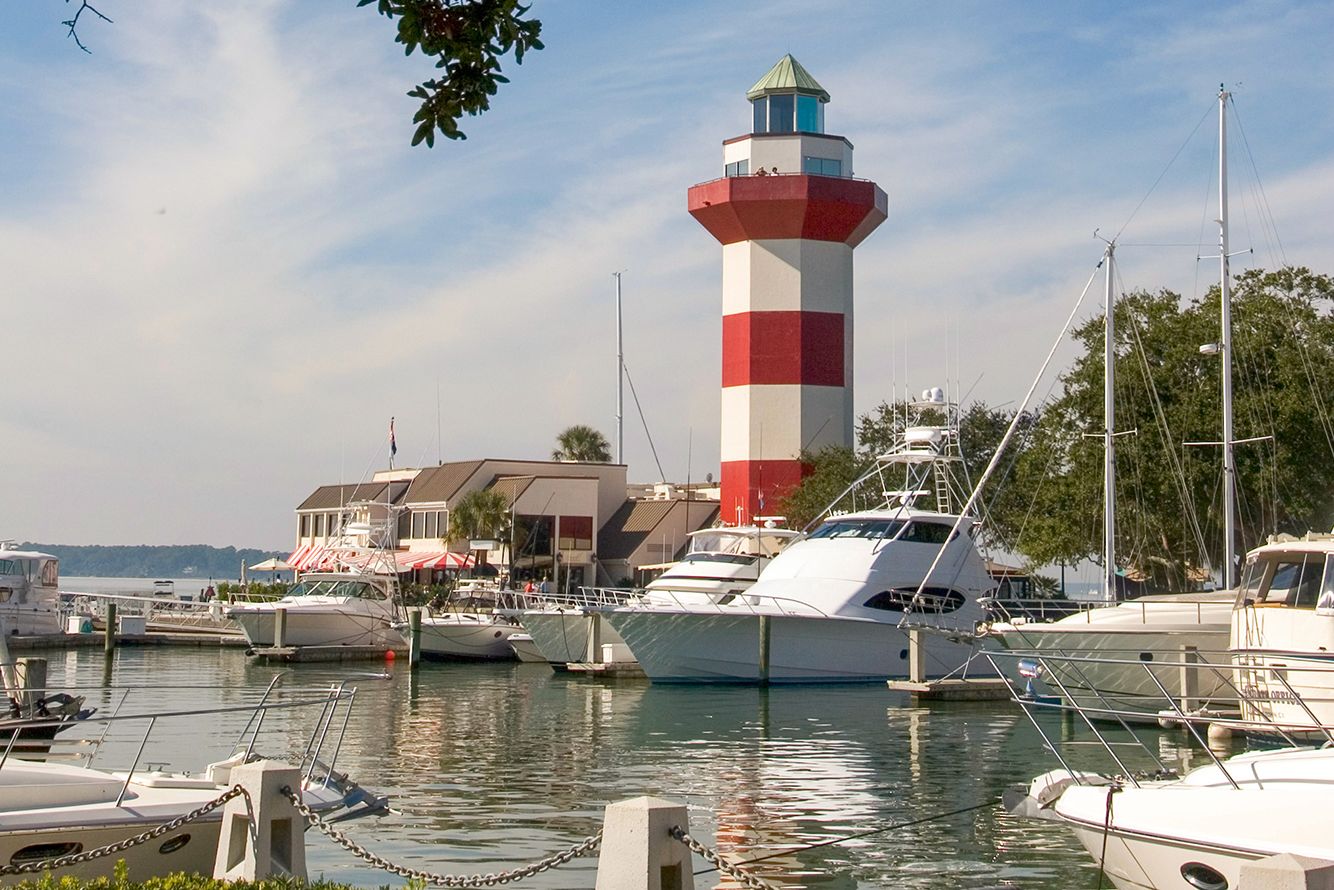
[389,417,397,458]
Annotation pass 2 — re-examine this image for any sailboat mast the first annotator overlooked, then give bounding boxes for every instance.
[1218,85,1236,589]
[614,271,625,465]
[1103,241,1117,602]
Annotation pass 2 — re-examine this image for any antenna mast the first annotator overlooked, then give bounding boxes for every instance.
[613,271,625,465]
[1219,85,1237,589]
[1102,240,1117,603]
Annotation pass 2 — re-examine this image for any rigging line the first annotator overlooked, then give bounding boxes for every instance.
[692,797,1002,876]
[1114,102,1214,242]
[903,256,1105,616]
[1230,98,1289,267]
[621,361,666,482]
[1123,295,1211,570]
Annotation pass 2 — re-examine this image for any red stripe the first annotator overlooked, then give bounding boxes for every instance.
[721,460,807,525]
[722,311,844,387]
[688,175,887,246]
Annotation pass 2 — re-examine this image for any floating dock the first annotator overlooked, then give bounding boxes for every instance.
[8,632,248,651]
[566,660,647,679]
[248,644,407,663]
[887,678,1013,701]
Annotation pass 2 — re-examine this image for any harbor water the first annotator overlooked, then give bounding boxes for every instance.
[44,646,1105,888]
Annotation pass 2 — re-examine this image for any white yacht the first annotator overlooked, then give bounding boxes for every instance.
[601,391,1000,684]
[0,545,62,636]
[226,572,404,649]
[400,582,526,661]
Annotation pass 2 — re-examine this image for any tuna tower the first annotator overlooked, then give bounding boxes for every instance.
[689,55,887,523]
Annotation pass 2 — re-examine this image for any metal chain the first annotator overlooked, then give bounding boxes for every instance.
[0,786,249,876]
[670,825,778,890]
[282,787,601,887]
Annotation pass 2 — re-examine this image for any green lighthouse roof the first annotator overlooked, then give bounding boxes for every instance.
[746,54,830,102]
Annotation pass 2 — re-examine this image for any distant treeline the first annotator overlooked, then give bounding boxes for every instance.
[21,543,286,579]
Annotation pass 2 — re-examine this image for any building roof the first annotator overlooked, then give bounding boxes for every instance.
[488,475,536,506]
[597,500,681,561]
[746,54,829,102]
[403,460,485,505]
[297,482,391,511]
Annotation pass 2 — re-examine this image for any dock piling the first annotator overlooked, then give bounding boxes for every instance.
[409,608,422,667]
[758,615,771,686]
[595,796,695,890]
[273,607,287,649]
[14,657,47,714]
[908,628,926,683]
[104,603,117,653]
[1179,644,1200,714]
[1237,852,1334,888]
[585,613,603,664]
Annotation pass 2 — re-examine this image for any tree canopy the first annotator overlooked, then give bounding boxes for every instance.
[58,1,544,147]
[552,425,612,463]
[780,267,1334,591]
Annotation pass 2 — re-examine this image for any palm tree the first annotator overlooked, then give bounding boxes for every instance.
[445,489,513,567]
[552,424,612,462]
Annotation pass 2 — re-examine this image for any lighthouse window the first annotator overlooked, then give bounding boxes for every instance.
[769,94,795,132]
[797,95,821,132]
[725,160,750,178]
[802,156,842,177]
[753,99,766,133]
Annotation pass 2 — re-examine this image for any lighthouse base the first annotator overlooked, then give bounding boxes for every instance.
[720,459,805,525]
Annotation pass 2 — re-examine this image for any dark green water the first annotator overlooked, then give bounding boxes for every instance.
[43,647,1115,888]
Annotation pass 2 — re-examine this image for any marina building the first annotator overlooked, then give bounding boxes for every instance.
[290,459,718,588]
[689,55,887,523]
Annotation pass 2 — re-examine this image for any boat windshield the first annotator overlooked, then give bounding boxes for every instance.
[808,519,907,540]
[679,552,756,566]
[1250,554,1324,608]
[288,579,386,601]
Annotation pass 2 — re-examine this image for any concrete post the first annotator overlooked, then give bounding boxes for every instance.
[104,603,117,653]
[212,759,308,882]
[273,607,287,649]
[595,796,695,890]
[409,608,422,667]
[908,628,927,683]
[585,612,603,664]
[757,615,771,686]
[1238,853,1334,889]
[1179,644,1200,714]
[14,657,47,716]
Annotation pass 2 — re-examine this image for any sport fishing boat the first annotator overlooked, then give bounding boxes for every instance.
[0,545,62,637]
[0,681,385,884]
[602,389,999,684]
[400,582,525,661]
[225,571,404,649]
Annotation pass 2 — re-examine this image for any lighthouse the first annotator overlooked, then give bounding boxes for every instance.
[689,55,887,523]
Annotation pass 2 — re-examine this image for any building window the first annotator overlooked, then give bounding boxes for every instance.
[802,156,842,177]
[558,516,594,551]
[315,514,326,537]
[725,159,749,178]
[753,98,766,133]
[411,512,426,539]
[397,511,411,541]
[300,515,311,537]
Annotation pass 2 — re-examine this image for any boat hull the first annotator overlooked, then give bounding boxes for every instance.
[229,607,403,648]
[0,820,222,885]
[519,610,630,667]
[605,609,988,684]
[415,615,521,661]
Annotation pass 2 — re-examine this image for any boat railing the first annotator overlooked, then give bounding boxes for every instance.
[985,595,1230,626]
[985,649,1334,793]
[0,674,359,794]
[622,588,835,619]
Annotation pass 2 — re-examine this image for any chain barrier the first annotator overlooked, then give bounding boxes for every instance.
[282,787,601,887]
[0,785,249,877]
[670,826,778,890]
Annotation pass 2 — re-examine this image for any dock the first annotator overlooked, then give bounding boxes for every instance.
[887,678,1013,701]
[7,631,249,651]
[566,660,647,679]
[248,644,407,663]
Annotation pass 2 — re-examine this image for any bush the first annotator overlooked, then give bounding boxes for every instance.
[14,866,384,890]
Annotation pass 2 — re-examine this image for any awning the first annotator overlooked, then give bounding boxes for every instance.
[250,557,293,572]
[397,551,475,571]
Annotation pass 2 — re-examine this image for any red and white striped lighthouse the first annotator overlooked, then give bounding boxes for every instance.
[689,55,887,523]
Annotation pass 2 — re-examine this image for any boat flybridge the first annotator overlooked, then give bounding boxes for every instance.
[0,544,61,637]
[601,388,1002,684]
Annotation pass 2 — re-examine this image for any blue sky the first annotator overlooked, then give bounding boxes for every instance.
[4,1,1334,548]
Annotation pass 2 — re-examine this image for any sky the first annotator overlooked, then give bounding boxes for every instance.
[4,1,1334,550]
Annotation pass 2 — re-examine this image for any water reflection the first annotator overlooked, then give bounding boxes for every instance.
[43,649,1094,888]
